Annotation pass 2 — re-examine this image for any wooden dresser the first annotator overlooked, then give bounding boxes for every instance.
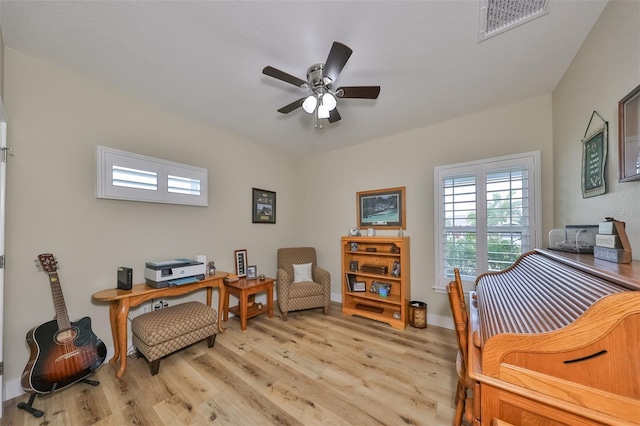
[468,249,640,425]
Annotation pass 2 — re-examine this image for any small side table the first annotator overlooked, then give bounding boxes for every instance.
[223,277,274,331]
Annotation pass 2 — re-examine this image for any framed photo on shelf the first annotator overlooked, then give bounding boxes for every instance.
[370,281,391,295]
[391,261,400,277]
[353,281,366,292]
[350,242,358,251]
[246,265,257,280]
[349,260,359,272]
[357,186,406,230]
[234,249,248,277]
[252,188,276,224]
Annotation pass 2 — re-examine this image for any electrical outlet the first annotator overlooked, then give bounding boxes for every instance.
[153,299,169,310]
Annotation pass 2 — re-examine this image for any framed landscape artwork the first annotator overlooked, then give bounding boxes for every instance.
[357,186,406,230]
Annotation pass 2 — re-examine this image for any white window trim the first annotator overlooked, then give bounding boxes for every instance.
[433,150,541,293]
[96,145,208,206]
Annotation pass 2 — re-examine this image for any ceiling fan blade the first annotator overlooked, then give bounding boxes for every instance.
[336,86,381,99]
[323,42,353,84]
[263,66,308,88]
[277,97,306,114]
[328,108,341,123]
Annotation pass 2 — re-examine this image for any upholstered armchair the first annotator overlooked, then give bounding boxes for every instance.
[276,247,331,321]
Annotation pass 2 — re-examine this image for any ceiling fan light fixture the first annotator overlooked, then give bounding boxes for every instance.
[317,104,330,119]
[322,93,337,111]
[302,95,317,113]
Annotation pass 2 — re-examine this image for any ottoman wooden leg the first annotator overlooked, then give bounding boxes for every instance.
[149,359,161,376]
[207,334,217,348]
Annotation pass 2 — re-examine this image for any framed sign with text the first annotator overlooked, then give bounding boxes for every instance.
[581,124,608,198]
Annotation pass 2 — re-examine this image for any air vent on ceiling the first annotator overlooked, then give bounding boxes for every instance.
[479,0,549,42]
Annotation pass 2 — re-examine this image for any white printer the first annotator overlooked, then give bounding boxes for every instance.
[144,258,206,288]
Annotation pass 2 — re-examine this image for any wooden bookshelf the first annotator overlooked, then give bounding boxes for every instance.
[341,236,410,330]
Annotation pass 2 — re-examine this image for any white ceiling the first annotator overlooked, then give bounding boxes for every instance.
[0,1,607,156]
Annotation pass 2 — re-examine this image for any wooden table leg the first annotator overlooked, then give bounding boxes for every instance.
[115,299,130,379]
[223,286,230,321]
[267,282,274,318]
[239,289,248,331]
[108,302,120,365]
[218,284,225,333]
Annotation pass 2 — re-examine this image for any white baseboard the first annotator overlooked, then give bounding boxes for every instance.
[5,378,23,401]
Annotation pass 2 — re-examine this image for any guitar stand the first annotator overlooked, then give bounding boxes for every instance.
[17,377,101,418]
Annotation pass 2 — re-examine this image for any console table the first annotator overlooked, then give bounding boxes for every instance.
[92,271,228,378]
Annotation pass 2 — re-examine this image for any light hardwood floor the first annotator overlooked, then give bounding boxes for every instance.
[3,302,458,425]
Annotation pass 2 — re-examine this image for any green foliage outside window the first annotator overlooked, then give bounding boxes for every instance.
[445,192,524,278]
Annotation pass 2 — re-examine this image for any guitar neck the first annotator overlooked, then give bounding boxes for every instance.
[48,272,71,330]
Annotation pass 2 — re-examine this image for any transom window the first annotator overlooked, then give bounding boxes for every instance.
[96,145,207,206]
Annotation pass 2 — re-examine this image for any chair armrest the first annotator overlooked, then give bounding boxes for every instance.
[312,266,331,290]
[276,268,292,298]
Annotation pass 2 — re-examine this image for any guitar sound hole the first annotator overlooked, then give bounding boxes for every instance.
[55,328,78,344]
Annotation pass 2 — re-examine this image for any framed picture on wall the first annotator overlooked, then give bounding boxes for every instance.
[581,124,607,198]
[252,188,276,224]
[357,186,406,229]
[618,84,640,182]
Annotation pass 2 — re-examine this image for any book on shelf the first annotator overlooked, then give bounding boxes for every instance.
[595,234,623,249]
[593,246,632,263]
[345,273,355,292]
[598,220,622,235]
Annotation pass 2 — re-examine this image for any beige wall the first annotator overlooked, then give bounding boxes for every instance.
[3,49,299,399]
[299,96,554,325]
[553,1,640,251]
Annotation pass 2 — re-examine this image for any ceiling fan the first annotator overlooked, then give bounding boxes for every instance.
[262,42,380,128]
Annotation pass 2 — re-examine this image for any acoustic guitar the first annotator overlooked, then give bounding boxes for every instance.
[21,253,107,394]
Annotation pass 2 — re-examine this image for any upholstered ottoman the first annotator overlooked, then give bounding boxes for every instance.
[132,301,218,375]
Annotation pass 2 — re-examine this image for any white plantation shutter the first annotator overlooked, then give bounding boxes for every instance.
[434,151,540,292]
[112,166,158,191]
[442,174,478,279]
[97,146,207,206]
[486,167,530,271]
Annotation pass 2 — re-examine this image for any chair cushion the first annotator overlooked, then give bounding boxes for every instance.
[293,263,313,283]
[289,281,324,298]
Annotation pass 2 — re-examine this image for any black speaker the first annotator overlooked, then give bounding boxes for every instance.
[117,267,133,290]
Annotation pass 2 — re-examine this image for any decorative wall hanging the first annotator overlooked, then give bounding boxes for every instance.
[581,111,608,198]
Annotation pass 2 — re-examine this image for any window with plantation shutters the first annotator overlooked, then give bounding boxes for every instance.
[96,145,207,206]
[434,151,540,292]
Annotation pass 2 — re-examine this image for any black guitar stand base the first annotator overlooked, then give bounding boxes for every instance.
[17,377,101,418]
